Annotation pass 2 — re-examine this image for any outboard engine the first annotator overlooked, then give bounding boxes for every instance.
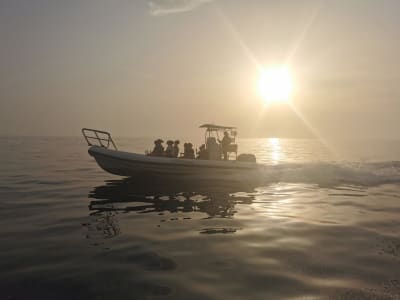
[237,153,256,163]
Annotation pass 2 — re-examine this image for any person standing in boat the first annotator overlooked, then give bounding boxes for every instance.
[218,131,232,160]
[165,140,174,157]
[173,140,180,158]
[150,139,164,156]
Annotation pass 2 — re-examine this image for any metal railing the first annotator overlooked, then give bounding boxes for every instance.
[81,128,118,150]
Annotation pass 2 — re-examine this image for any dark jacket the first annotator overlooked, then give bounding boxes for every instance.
[151,145,164,156]
[221,136,231,149]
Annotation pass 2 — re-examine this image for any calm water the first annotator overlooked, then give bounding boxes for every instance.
[1,137,400,299]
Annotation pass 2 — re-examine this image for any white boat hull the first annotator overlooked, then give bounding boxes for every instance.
[88,146,264,181]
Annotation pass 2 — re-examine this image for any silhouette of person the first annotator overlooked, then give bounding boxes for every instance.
[219,131,231,160]
[165,140,174,157]
[173,140,180,158]
[197,144,209,160]
[183,143,195,159]
[150,139,164,156]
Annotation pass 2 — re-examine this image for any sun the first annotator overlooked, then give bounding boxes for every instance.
[258,66,293,104]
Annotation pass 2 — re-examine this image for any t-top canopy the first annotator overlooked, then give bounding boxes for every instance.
[199,124,236,130]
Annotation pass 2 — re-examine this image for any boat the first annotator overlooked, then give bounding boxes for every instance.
[82,125,264,181]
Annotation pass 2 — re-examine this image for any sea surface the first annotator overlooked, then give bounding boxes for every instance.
[1,137,400,299]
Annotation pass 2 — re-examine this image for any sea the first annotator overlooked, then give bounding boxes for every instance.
[1,137,400,300]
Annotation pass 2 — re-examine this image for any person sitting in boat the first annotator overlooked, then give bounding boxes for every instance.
[218,131,232,160]
[165,140,174,157]
[197,144,209,160]
[150,139,164,156]
[173,140,180,158]
[183,143,195,159]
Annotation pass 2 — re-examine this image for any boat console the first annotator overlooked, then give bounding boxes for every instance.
[200,124,238,160]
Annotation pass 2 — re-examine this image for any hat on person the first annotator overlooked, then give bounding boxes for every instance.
[154,139,164,144]
[167,140,173,144]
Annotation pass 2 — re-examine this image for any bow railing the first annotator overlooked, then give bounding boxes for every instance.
[81,128,118,150]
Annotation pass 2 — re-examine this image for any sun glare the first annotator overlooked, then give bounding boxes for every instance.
[258,67,293,104]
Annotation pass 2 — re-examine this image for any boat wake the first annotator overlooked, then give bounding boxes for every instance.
[260,160,400,187]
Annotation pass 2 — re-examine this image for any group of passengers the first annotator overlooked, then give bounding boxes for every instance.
[148,131,232,160]
[149,139,180,158]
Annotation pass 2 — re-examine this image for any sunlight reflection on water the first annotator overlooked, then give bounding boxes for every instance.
[269,137,282,164]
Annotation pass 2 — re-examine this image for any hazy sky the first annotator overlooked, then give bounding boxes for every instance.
[1,0,400,138]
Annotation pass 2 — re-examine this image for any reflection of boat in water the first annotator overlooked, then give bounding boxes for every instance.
[82,125,264,180]
[83,178,257,242]
[88,178,255,217]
